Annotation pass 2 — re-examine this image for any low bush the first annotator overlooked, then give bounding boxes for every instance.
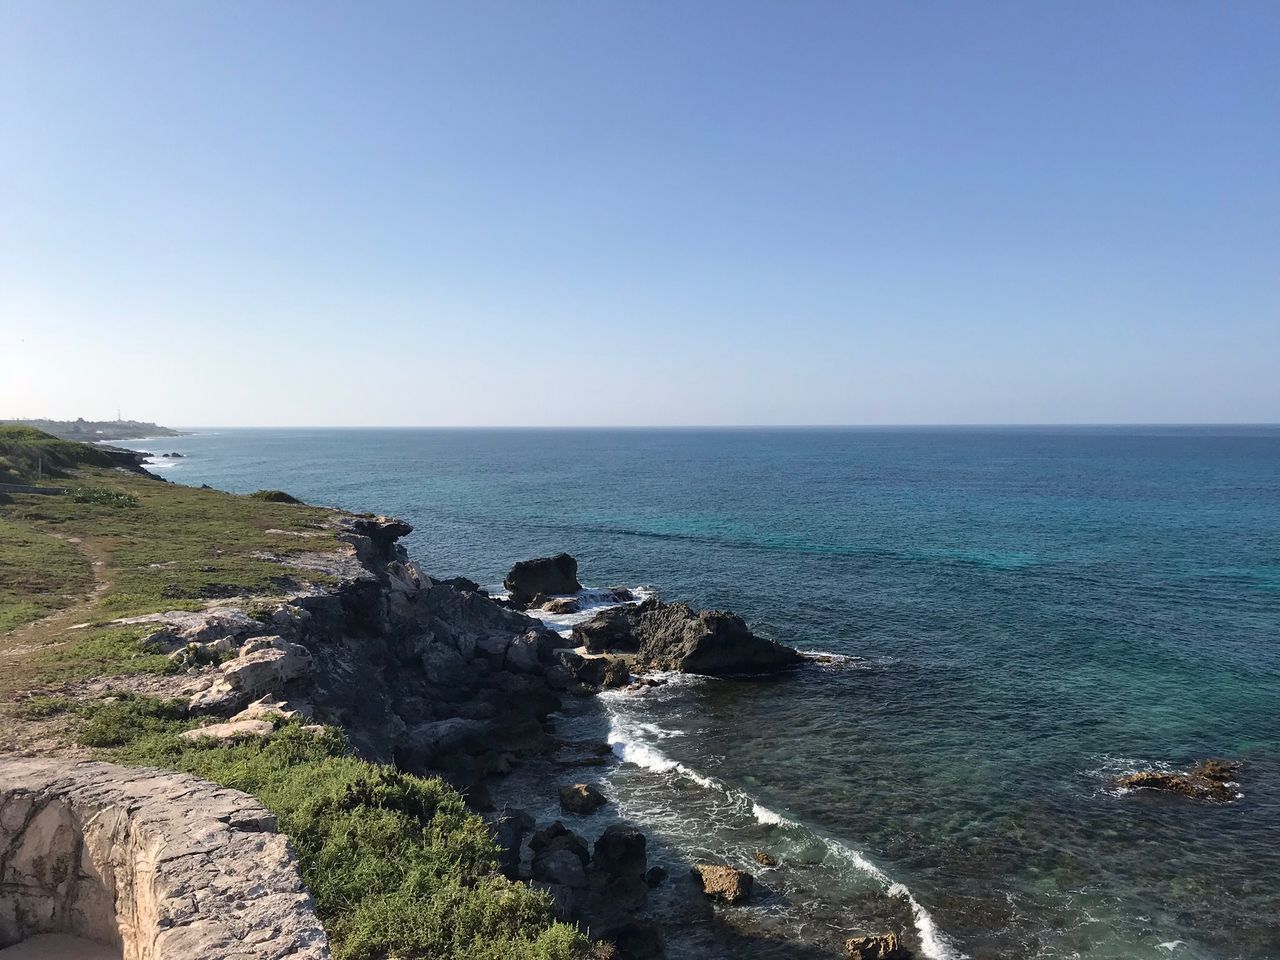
[101,719,586,960]
[249,489,304,504]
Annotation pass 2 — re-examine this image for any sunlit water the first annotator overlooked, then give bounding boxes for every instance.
[135,427,1280,959]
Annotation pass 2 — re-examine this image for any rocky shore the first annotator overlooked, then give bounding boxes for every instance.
[23,509,883,959]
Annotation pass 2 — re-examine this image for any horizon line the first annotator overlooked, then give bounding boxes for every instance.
[161,421,1280,431]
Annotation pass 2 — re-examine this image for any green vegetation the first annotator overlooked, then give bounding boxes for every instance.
[91,711,585,960]
[70,486,140,507]
[0,425,116,483]
[0,517,93,631]
[250,489,305,504]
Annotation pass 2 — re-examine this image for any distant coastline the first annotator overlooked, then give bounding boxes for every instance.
[0,418,187,443]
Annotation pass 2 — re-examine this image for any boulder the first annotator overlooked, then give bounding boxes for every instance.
[539,597,581,615]
[504,554,582,605]
[178,719,275,743]
[754,850,777,867]
[592,825,648,905]
[573,599,802,675]
[560,782,609,814]
[1112,759,1241,802]
[691,863,753,903]
[485,807,535,879]
[844,932,911,959]
[531,821,591,888]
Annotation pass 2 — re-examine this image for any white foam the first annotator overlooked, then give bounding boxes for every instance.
[607,711,963,959]
[530,584,657,633]
[751,802,798,828]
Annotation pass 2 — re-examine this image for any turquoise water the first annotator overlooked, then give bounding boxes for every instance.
[138,427,1280,959]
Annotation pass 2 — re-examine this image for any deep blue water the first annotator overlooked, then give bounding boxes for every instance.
[136,427,1280,959]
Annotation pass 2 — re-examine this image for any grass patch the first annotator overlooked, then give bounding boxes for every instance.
[0,517,93,632]
[5,694,75,719]
[77,694,189,747]
[102,721,586,960]
[31,625,175,684]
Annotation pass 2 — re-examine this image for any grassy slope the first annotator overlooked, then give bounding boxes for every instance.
[0,430,587,960]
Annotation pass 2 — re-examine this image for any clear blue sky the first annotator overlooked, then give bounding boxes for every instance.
[2,1,1277,426]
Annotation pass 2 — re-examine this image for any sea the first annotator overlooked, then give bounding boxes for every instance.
[129,426,1280,960]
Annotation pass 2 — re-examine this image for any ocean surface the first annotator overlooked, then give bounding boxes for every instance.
[134,427,1280,960]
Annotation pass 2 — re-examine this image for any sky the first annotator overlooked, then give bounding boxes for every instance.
[1,2,1277,427]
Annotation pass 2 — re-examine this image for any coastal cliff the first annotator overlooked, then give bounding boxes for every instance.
[0,430,826,960]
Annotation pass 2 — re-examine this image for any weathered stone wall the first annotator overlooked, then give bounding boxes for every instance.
[0,759,328,960]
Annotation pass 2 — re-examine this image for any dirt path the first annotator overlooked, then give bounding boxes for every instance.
[0,533,112,660]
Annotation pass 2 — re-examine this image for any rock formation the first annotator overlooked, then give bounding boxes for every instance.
[844,931,911,959]
[691,863,754,903]
[0,758,327,959]
[572,599,802,675]
[504,553,582,605]
[1112,759,1241,802]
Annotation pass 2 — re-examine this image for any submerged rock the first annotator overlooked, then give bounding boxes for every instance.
[539,597,581,614]
[560,782,609,814]
[504,553,582,605]
[691,862,754,903]
[844,932,911,959]
[1113,758,1242,802]
[572,599,802,675]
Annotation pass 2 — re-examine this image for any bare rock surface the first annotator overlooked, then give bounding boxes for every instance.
[1112,759,1242,802]
[0,757,328,960]
[573,599,802,675]
[504,554,582,606]
[691,863,754,904]
[844,931,912,959]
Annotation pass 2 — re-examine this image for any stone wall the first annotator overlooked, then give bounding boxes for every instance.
[0,759,328,960]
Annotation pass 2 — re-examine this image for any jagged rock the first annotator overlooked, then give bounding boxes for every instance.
[504,554,582,605]
[754,850,777,867]
[187,637,313,714]
[179,718,275,743]
[530,821,591,888]
[0,758,328,959]
[573,599,802,675]
[591,825,648,912]
[560,783,609,814]
[691,863,754,903]
[645,866,667,887]
[844,932,911,959]
[1112,759,1241,802]
[485,807,535,879]
[131,608,263,653]
[406,718,491,762]
[608,587,636,602]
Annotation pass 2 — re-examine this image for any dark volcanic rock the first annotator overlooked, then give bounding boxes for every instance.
[844,932,911,959]
[560,782,609,814]
[572,599,802,675]
[1113,758,1242,802]
[504,553,582,605]
[531,821,591,888]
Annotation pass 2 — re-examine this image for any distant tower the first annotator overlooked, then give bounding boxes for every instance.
[117,405,122,423]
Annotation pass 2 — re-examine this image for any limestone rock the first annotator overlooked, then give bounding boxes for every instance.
[178,718,275,743]
[0,757,328,959]
[504,554,582,606]
[691,863,754,903]
[560,783,609,814]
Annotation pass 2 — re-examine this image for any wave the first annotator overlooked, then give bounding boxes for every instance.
[605,710,967,960]
[528,584,657,636]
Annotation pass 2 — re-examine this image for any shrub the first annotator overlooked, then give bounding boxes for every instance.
[70,487,140,507]
[105,723,586,960]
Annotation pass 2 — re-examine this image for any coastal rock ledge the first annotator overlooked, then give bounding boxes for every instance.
[0,757,328,960]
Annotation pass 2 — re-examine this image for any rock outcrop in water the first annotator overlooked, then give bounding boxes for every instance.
[572,598,802,675]
[844,931,911,959]
[1112,758,1242,802]
[504,553,582,606]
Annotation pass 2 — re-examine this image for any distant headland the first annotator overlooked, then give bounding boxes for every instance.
[1,417,186,442]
